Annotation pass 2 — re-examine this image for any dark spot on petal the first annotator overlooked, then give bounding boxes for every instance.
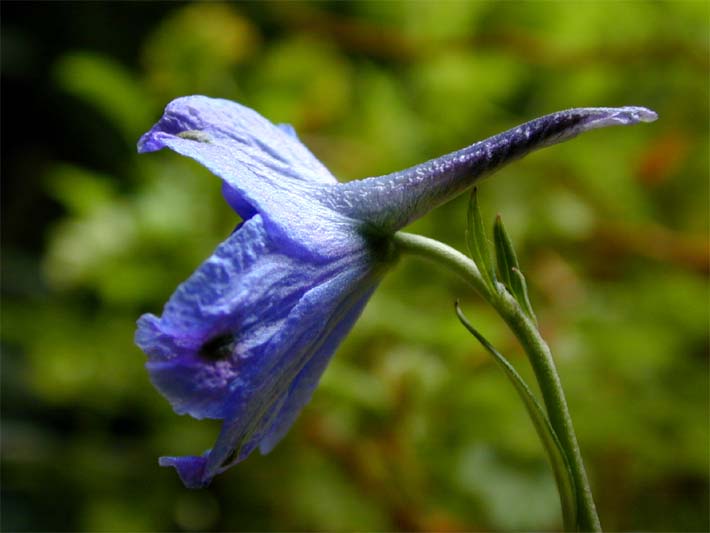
[177,130,212,143]
[199,334,236,360]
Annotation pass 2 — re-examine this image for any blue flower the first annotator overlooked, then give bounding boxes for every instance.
[136,96,655,487]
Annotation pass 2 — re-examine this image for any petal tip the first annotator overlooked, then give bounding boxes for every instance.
[137,130,169,153]
[134,313,168,357]
[159,455,212,489]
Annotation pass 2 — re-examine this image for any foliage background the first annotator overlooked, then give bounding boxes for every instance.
[2,2,708,531]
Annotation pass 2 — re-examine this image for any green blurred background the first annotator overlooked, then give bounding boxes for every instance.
[2,2,708,531]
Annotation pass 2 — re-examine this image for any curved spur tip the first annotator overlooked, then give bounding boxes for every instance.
[626,106,659,123]
[583,106,658,131]
[612,106,658,125]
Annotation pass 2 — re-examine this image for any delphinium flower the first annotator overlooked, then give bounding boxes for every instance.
[136,96,656,488]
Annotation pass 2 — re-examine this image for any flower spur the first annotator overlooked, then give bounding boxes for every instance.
[135,96,656,488]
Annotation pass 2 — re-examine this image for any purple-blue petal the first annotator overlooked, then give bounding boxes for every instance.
[199,264,382,485]
[136,210,385,486]
[137,96,358,259]
[136,214,376,421]
[138,96,335,186]
[258,287,376,455]
[158,454,209,489]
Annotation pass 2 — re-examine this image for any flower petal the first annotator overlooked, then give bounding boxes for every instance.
[158,455,208,489]
[136,214,371,421]
[137,210,385,487]
[138,96,357,259]
[158,259,381,488]
[138,95,336,185]
[258,287,376,455]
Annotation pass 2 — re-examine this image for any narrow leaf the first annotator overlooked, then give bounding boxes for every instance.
[511,267,537,324]
[466,188,497,289]
[455,302,577,531]
[493,215,537,322]
[493,214,519,289]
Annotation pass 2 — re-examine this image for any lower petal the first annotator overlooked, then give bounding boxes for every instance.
[258,287,376,454]
[158,454,209,489]
[199,264,382,484]
[135,214,321,420]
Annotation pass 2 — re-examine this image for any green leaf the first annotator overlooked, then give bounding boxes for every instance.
[511,267,537,324]
[466,188,497,290]
[493,214,518,290]
[455,302,577,531]
[493,215,536,322]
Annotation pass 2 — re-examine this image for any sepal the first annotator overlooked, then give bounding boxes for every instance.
[466,188,497,291]
[493,215,536,322]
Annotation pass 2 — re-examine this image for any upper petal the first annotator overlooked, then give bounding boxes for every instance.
[138,96,359,259]
[138,95,336,185]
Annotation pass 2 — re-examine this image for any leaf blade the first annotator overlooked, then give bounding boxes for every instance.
[455,302,577,530]
[493,215,536,322]
[466,188,497,290]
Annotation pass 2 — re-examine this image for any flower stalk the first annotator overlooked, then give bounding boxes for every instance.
[392,230,602,532]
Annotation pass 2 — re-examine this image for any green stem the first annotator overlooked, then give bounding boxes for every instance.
[392,231,601,532]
